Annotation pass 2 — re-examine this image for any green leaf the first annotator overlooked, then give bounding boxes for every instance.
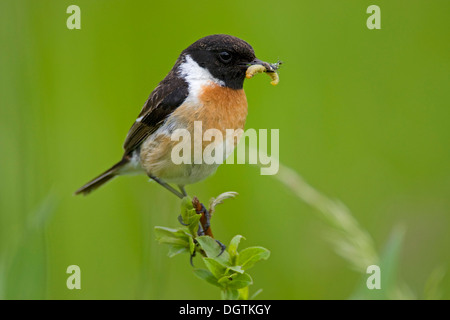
[193,268,222,288]
[221,289,239,300]
[237,247,270,270]
[196,236,231,265]
[167,245,189,258]
[180,197,202,236]
[154,226,185,238]
[226,265,244,274]
[154,226,190,247]
[237,287,249,300]
[196,236,220,256]
[218,272,253,290]
[228,235,245,261]
[180,196,194,213]
[203,258,227,279]
[187,213,201,236]
[188,236,196,255]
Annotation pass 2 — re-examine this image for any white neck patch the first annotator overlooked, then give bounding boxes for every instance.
[178,55,224,104]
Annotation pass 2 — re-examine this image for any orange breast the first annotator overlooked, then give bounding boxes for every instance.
[172,83,248,133]
[197,83,248,132]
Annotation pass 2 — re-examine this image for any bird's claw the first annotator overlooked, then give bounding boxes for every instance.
[177,214,189,226]
[215,239,226,257]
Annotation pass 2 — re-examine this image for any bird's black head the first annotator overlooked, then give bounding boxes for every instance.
[178,34,271,90]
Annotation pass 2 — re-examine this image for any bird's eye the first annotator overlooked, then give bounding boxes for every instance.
[219,51,232,63]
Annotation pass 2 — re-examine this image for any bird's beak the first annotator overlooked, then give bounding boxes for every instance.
[244,58,281,86]
[246,58,277,73]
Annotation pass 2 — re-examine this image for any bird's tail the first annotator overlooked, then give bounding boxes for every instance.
[74,158,129,196]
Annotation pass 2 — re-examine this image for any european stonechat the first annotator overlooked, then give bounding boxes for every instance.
[75,34,278,198]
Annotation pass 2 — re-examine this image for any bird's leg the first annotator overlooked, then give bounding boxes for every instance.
[197,222,205,236]
[178,185,188,197]
[148,174,184,199]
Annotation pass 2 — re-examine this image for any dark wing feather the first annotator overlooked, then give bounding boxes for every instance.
[123,71,189,156]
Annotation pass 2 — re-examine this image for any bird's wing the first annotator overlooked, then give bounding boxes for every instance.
[122,72,189,156]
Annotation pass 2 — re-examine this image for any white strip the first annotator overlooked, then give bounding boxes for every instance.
[178,55,224,104]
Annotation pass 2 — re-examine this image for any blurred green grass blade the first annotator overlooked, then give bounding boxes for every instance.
[4,232,47,299]
[350,226,406,300]
[2,193,57,300]
[423,266,446,300]
[378,226,406,298]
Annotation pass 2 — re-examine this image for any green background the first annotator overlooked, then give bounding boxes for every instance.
[1,0,449,299]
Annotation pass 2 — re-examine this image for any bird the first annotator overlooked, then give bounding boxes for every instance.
[75,34,277,199]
